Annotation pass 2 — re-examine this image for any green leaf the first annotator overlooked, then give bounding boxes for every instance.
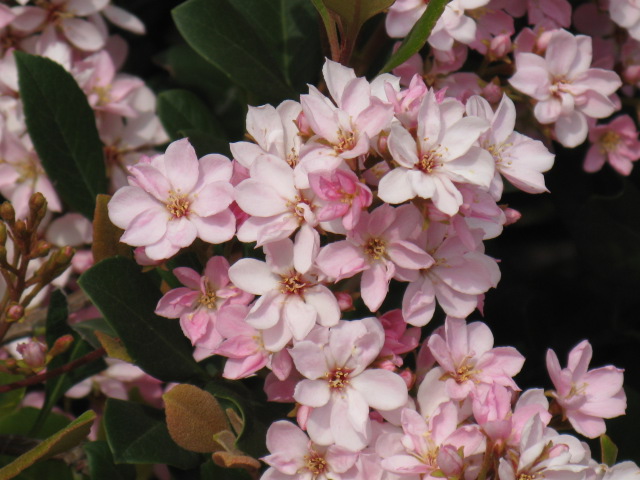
[0,410,95,479]
[36,291,105,432]
[104,399,200,469]
[70,317,118,349]
[15,52,107,219]
[311,0,339,62]
[85,441,136,480]
[179,129,231,158]
[172,0,295,103]
[600,434,618,466]
[0,459,72,480]
[380,0,450,73]
[228,0,321,90]
[0,408,70,439]
[0,372,25,418]
[78,257,206,383]
[157,89,218,140]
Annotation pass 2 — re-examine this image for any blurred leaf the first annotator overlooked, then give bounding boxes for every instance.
[70,317,118,350]
[0,410,94,479]
[94,331,133,363]
[311,0,339,61]
[157,89,218,139]
[380,0,449,73]
[200,459,254,480]
[0,408,70,439]
[323,0,393,33]
[37,291,105,431]
[85,441,136,480]
[600,434,618,466]
[212,450,261,473]
[0,372,25,418]
[78,256,206,383]
[179,129,231,158]
[229,0,321,90]
[172,0,294,103]
[15,51,107,219]
[93,194,131,263]
[163,384,229,453]
[0,459,72,480]
[104,399,200,469]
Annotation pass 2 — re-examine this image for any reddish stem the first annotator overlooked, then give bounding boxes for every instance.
[0,347,106,394]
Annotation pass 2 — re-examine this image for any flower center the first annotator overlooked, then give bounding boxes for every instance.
[335,129,357,154]
[280,272,309,295]
[599,131,621,153]
[417,149,443,173]
[93,85,112,106]
[440,360,479,384]
[199,288,217,309]
[364,237,386,260]
[325,367,352,390]
[166,191,190,219]
[305,452,328,476]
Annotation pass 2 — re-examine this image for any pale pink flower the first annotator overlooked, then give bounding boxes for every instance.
[546,340,626,438]
[262,421,359,480]
[402,223,500,326]
[108,138,235,260]
[427,317,525,399]
[381,403,485,478]
[290,318,408,450]
[228,238,340,351]
[230,100,302,169]
[308,168,373,230]
[466,94,555,194]
[498,415,590,480]
[155,256,252,350]
[378,88,494,215]
[378,309,421,367]
[316,203,433,312]
[583,115,640,175]
[17,339,46,368]
[610,0,640,40]
[509,29,622,148]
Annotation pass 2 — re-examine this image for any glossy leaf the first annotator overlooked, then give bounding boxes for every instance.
[78,256,206,383]
[15,52,107,219]
[163,384,229,453]
[228,0,321,90]
[380,0,449,73]
[157,89,219,140]
[172,0,294,103]
[84,441,135,480]
[104,399,200,469]
[0,410,95,479]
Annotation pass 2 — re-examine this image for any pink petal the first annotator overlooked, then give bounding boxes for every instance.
[190,210,235,244]
[294,379,331,407]
[61,17,106,51]
[228,258,279,295]
[351,369,407,410]
[102,4,145,34]
[164,138,199,193]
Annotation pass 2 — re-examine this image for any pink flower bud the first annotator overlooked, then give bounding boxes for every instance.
[296,405,312,430]
[335,292,353,311]
[489,34,512,60]
[295,111,313,137]
[481,81,503,105]
[502,207,522,225]
[17,340,46,368]
[7,304,24,321]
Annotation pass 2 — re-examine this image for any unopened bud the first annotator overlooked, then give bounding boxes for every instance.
[0,222,6,246]
[14,219,27,237]
[0,202,15,225]
[295,111,313,138]
[28,192,47,216]
[31,240,52,258]
[48,334,74,358]
[17,340,47,368]
[335,292,353,311]
[6,303,24,321]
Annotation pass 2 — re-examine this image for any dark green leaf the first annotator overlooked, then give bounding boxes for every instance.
[157,89,218,140]
[172,0,295,103]
[0,372,25,417]
[600,434,618,466]
[70,317,118,349]
[179,129,231,158]
[0,459,72,480]
[104,399,200,469]
[15,52,107,219]
[311,0,339,62]
[380,0,450,73]
[78,257,206,383]
[85,441,136,480]
[228,0,321,90]
[0,408,70,439]
[0,411,94,479]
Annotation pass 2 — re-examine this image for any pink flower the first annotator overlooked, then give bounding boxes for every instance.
[155,256,252,350]
[108,138,235,260]
[308,168,373,230]
[427,317,525,399]
[290,318,408,450]
[262,421,359,480]
[583,115,640,175]
[228,238,340,351]
[316,203,433,312]
[610,0,640,40]
[509,29,622,148]
[546,340,626,438]
[378,88,494,216]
